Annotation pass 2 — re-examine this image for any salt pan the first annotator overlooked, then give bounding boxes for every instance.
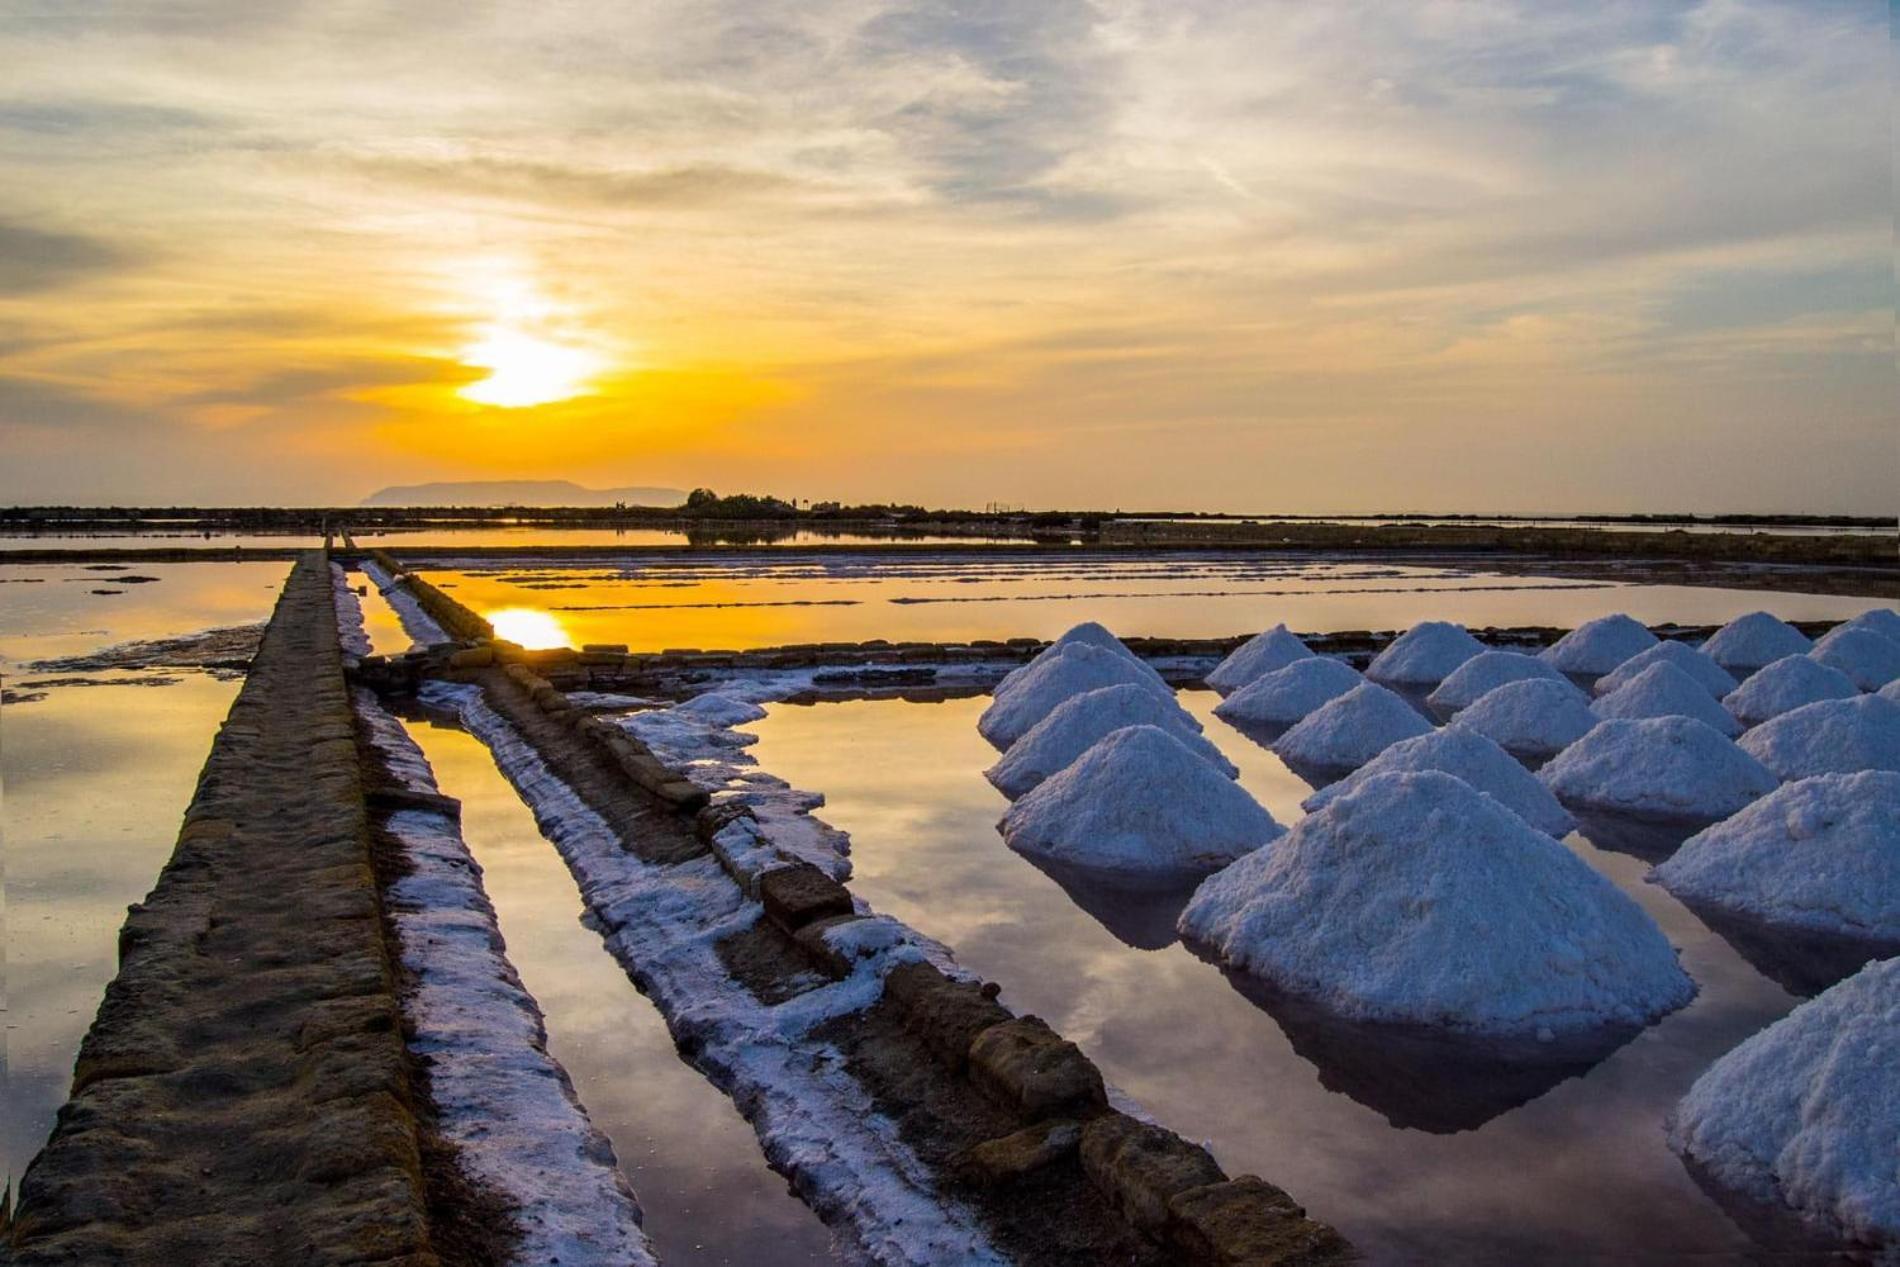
[1179,771,1694,1038]
[1808,626,1900,692]
[1205,624,1315,693]
[1272,682,1433,778]
[1427,650,1568,714]
[1540,716,1777,824]
[1541,614,1659,678]
[1737,695,1900,782]
[1594,640,1737,700]
[1000,725,1283,882]
[1451,678,1597,762]
[1303,727,1576,838]
[987,683,1233,799]
[978,642,1173,748]
[1652,772,1900,943]
[1701,612,1813,677]
[1213,657,1362,729]
[1668,956,1899,1248]
[1365,621,1485,689]
[1723,655,1859,729]
[1592,662,1743,738]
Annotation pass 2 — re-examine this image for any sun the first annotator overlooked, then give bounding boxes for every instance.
[486,606,570,649]
[453,270,606,408]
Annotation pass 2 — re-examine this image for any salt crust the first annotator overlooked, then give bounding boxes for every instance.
[1180,771,1694,1038]
[1668,956,1899,1248]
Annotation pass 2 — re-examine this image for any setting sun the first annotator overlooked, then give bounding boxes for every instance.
[485,606,569,649]
[458,325,604,408]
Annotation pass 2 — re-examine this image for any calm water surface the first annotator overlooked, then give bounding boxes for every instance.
[748,691,1829,1265]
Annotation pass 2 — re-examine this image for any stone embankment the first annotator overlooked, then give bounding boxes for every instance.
[7,555,442,1264]
[363,557,1353,1264]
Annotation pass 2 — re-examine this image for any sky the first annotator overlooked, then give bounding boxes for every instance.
[0,0,1890,513]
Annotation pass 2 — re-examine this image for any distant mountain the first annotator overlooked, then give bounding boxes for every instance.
[360,480,687,508]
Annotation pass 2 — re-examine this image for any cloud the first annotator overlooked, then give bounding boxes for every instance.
[0,219,139,293]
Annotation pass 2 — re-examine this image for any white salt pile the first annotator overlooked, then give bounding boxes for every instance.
[978,642,1173,748]
[1006,621,1167,689]
[1595,640,1737,700]
[1723,655,1860,729]
[1272,682,1433,777]
[1303,727,1576,838]
[1179,771,1694,1038]
[1592,662,1743,739]
[1541,613,1659,679]
[1212,657,1362,729]
[1668,956,1899,1249]
[1652,772,1900,943]
[1451,678,1598,763]
[1540,716,1777,823]
[1701,611,1813,677]
[673,692,770,726]
[1000,725,1283,882]
[1426,650,1568,714]
[1840,608,1900,643]
[1884,680,1900,703]
[987,683,1233,799]
[1737,695,1900,782]
[1365,620,1485,689]
[1205,623,1315,693]
[1808,625,1900,692]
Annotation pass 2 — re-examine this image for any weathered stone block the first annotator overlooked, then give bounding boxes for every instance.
[883,962,1012,1070]
[447,646,494,669]
[1165,1175,1353,1266]
[970,1017,1108,1121]
[955,1119,1082,1186]
[1079,1113,1225,1235]
[758,863,854,933]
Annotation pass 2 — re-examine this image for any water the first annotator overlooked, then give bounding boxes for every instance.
[1121,515,1890,537]
[0,527,1039,553]
[419,553,1880,653]
[746,691,1832,1265]
[0,562,288,1185]
[396,717,836,1265]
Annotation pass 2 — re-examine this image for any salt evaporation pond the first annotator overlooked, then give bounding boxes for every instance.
[747,688,1863,1265]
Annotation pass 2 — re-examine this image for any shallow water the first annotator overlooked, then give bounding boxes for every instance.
[0,527,1038,552]
[396,717,836,1265]
[420,553,1880,653]
[0,562,287,1185]
[747,691,1835,1265]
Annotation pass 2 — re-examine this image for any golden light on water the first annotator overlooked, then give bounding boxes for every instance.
[454,270,606,408]
[486,606,570,649]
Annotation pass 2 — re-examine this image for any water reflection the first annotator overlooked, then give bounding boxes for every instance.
[1017,856,1199,950]
[1672,901,1900,999]
[1571,811,1706,864]
[747,692,1830,1265]
[485,605,570,649]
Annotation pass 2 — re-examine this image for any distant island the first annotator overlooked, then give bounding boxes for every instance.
[361,480,686,508]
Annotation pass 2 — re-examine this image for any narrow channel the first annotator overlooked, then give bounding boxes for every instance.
[395,713,837,1266]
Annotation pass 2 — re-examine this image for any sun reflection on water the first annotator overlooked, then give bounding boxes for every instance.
[486,606,570,649]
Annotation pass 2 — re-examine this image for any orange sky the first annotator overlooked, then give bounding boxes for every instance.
[0,2,1889,512]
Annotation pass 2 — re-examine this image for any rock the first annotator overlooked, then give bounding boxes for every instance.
[883,962,1013,1071]
[758,863,855,933]
[968,1016,1108,1119]
[1079,1113,1226,1235]
[954,1119,1082,1186]
[1166,1175,1353,1266]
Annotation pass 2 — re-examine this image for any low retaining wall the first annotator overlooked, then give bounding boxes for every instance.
[7,554,440,1265]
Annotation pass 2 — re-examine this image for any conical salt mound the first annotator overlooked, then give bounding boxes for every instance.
[1809,625,1900,692]
[1592,662,1742,738]
[1668,956,1900,1248]
[1652,772,1900,942]
[1205,624,1315,693]
[1000,621,1165,695]
[1595,640,1737,700]
[1883,679,1900,703]
[1366,620,1485,689]
[1723,655,1858,729]
[1272,682,1432,777]
[1000,725,1283,881]
[1428,650,1569,713]
[1702,611,1812,677]
[1213,657,1362,728]
[978,642,1172,749]
[1840,608,1900,644]
[1179,771,1695,1038]
[1542,614,1659,678]
[1541,716,1777,824]
[1737,695,1900,782]
[988,683,1231,800]
[1451,678,1597,762]
[1303,726,1575,837]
